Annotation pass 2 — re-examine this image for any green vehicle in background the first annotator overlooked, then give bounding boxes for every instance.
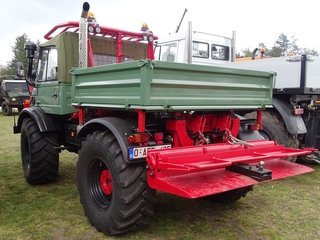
[0,79,29,116]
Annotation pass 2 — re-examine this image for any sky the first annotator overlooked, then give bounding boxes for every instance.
[1,0,319,66]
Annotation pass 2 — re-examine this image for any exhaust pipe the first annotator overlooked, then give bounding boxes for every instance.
[79,2,90,68]
[81,2,90,18]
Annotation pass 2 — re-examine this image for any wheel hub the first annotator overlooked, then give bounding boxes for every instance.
[100,170,113,195]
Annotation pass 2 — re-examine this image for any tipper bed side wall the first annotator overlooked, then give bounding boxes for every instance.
[70,59,274,111]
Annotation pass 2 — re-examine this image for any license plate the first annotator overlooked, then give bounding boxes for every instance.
[128,144,171,160]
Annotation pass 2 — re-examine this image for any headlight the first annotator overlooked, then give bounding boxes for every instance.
[12,98,16,101]
[88,26,94,33]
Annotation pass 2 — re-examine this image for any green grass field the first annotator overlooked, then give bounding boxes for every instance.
[1,113,320,240]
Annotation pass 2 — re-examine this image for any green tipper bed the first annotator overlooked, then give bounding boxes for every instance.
[70,59,274,111]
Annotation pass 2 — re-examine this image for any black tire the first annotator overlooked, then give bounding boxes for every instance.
[2,102,12,116]
[244,111,299,162]
[20,118,59,184]
[77,130,157,236]
[207,186,253,204]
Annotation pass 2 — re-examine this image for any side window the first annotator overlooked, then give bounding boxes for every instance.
[37,50,48,81]
[154,44,161,60]
[154,42,177,62]
[211,44,230,61]
[37,48,58,81]
[192,41,209,58]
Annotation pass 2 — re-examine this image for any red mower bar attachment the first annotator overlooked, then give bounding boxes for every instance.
[146,140,315,198]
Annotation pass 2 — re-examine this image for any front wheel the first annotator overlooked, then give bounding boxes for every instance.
[20,118,59,184]
[77,130,157,236]
[2,102,12,116]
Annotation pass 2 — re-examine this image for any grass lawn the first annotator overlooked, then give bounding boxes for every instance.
[1,112,320,240]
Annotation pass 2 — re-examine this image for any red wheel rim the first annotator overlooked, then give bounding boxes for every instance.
[100,170,113,195]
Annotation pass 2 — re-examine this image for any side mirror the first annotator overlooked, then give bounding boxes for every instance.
[16,62,25,79]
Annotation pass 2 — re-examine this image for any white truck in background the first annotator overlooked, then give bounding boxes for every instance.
[154,23,320,163]
[154,22,236,65]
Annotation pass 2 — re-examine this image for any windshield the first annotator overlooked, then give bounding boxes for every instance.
[4,82,29,97]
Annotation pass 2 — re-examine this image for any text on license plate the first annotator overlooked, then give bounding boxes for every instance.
[128,145,171,160]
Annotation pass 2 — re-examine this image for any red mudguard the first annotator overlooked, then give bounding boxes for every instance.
[146,140,315,198]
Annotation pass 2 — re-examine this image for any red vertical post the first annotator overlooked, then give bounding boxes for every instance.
[135,109,146,133]
[148,41,155,60]
[117,32,123,63]
[87,38,94,67]
[78,108,85,125]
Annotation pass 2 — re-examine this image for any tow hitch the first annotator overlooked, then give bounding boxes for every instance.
[226,161,271,182]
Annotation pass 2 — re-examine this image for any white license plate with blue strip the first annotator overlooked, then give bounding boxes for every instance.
[128,145,171,160]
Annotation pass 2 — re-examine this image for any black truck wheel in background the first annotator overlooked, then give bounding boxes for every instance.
[77,130,157,236]
[245,111,299,162]
[20,118,59,184]
[2,102,12,116]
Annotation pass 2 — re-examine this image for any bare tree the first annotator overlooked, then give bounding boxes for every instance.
[300,48,319,56]
[288,35,299,54]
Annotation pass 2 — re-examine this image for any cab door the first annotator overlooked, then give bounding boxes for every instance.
[33,48,60,114]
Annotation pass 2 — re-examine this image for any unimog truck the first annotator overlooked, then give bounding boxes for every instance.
[14,2,315,236]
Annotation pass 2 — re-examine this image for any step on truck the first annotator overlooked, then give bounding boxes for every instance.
[14,2,315,236]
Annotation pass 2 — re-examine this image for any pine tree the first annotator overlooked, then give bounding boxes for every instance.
[6,34,30,76]
[4,34,39,78]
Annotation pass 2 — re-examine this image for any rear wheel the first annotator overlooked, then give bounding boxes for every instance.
[2,102,12,116]
[207,186,253,204]
[77,130,157,236]
[244,111,299,162]
[20,118,59,184]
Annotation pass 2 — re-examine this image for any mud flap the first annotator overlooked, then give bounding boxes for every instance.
[146,140,315,198]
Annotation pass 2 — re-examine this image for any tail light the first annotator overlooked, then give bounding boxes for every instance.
[127,133,150,144]
[294,108,304,115]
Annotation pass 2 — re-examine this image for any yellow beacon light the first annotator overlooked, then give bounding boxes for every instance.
[141,23,149,31]
[88,12,95,18]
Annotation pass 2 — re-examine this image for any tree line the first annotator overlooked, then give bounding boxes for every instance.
[237,33,319,58]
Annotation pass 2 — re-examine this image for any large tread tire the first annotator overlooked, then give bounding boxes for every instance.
[244,111,299,162]
[207,186,253,204]
[77,130,157,236]
[2,102,12,116]
[20,118,59,184]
